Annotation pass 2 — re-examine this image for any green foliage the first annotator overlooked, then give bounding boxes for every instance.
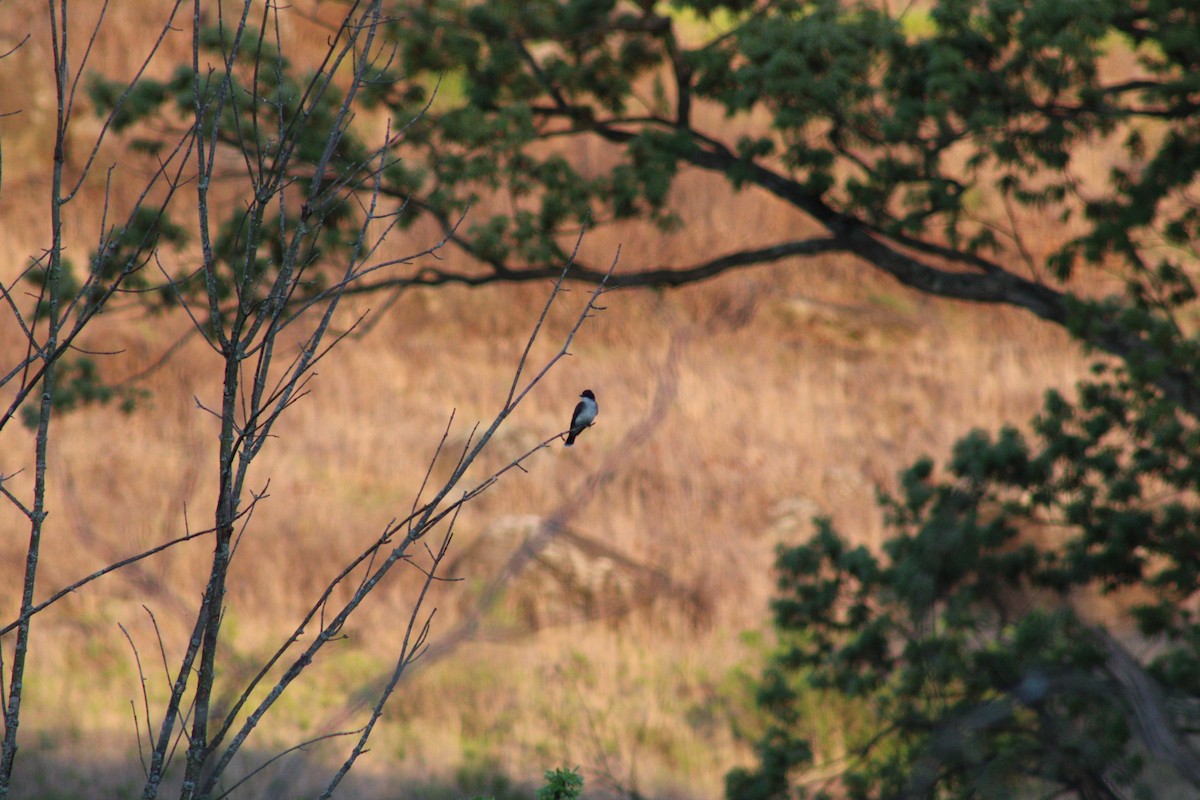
[19,246,154,423]
[87,206,189,312]
[466,767,583,800]
[20,357,146,428]
[534,768,584,800]
[367,0,1200,275]
[728,298,1200,796]
[86,23,368,319]
[25,256,81,321]
[25,207,188,321]
[80,0,1200,333]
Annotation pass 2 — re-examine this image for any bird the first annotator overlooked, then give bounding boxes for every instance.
[564,389,597,446]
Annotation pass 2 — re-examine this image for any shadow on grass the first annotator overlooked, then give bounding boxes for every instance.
[12,737,549,800]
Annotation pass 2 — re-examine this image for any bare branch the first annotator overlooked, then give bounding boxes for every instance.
[0,518,224,637]
[196,244,616,795]
[211,727,367,800]
[117,622,154,777]
[317,517,458,799]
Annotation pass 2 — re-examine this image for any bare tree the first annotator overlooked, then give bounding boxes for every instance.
[0,2,613,797]
[2,0,196,791]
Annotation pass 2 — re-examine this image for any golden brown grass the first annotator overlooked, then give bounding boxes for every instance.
[0,2,1119,798]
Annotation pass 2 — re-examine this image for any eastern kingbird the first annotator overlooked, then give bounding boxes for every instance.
[564,389,597,446]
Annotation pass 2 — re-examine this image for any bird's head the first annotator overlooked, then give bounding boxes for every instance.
[581,389,595,400]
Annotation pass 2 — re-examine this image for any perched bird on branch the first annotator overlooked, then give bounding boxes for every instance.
[565,390,597,446]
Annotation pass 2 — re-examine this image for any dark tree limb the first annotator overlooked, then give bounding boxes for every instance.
[1096,628,1200,788]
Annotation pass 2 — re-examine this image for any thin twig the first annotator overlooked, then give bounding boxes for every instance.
[212,727,368,800]
[117,622,153,777]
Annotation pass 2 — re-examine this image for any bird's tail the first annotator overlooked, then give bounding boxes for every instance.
[564,431,577,447]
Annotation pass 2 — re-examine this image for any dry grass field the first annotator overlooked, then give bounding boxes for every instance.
[0,2,1114,798]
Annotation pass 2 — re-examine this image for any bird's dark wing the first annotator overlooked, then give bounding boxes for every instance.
[569,400,587,430]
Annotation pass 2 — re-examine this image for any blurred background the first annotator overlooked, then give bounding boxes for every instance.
[0,0,1154,797]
